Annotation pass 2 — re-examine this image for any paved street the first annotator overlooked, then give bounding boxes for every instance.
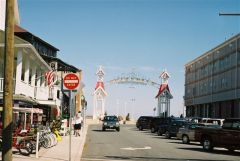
[82,124,240,161]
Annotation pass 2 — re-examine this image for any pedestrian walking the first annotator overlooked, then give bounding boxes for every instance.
[74,112,83,137]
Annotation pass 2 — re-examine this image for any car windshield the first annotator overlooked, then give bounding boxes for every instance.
[173,121,187,126]
[188,124,205,129]
[104,116,118,121]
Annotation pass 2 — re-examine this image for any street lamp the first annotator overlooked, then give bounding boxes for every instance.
[130,98,135,121]
[116,99,119,117]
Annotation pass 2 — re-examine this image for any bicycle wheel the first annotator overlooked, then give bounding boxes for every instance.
[18,139,32,156]
[42,136,49,148]
[30,139,41,154]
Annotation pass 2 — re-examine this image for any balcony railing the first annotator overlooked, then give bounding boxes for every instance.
[34,85,61,101]
[34,86,49,100]
[15,81,35,97]
[1,78,61,102]
[0,78,16,94]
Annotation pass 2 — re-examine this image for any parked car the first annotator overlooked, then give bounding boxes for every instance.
[200,118,225,126]
[176,123,221,144]
[157,117,188,138]
[188,117,203,123]
[102,115,120,132]
[136,116,154,130]
[149,117,165,133]
[195,118,240,151]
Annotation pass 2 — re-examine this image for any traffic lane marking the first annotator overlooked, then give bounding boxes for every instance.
[120,146,152,151]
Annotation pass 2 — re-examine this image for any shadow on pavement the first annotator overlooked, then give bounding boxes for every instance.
[167,141,200,146]
[92,129,117,132]
[104,155,230,161]
[129,128,141,131]
[150,136,165,139]
[178,147,240,157]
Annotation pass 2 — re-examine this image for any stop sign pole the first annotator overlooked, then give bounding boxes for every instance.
[63,73,80,161]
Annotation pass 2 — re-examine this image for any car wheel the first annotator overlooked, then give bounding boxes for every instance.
[116,128,120,132]
[157,129,162,136]
[227,148,235,152]
[139,126,143,131]
[102,127,106,131]
[151,127,155,133]
[202,137,213,151]
[165,131,171,139]
[182,135,190,144]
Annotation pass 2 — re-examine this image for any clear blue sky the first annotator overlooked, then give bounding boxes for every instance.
[19,0,240,118]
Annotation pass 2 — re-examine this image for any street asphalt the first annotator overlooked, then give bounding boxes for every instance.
[81,124,240,161]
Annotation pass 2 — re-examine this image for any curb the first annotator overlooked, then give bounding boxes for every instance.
[76,124,88,161]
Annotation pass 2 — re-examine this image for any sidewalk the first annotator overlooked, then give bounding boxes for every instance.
[12,123,89,161]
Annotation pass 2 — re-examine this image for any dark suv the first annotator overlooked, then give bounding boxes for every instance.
[136,116,154,130]
[102,116,120,132]
[157,117,187,138]
[149,117,165,133]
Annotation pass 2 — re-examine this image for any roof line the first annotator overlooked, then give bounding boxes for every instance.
[14,25,59,51]
[185,33,240,67]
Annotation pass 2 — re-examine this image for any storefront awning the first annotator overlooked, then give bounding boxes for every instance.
[0,106,43,114]
[13,107,43,114]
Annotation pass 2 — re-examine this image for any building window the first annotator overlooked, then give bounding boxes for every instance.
[35,71,38,86]
[213,79,217,92]
[204,82,207,93]
[213,61,219,73]
[238,51,240,64]
[193,87,196,96]
[21,61,25,81]
[29,68,32,85]
[57,90,60,99]
[219,58,225,70]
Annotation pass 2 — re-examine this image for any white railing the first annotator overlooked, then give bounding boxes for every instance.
[0,78,16,93]
[34,86,49,100]
[1,77,61,103]
[15,81,35,97]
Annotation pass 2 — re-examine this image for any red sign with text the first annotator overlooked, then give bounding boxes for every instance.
[63,73,80,90]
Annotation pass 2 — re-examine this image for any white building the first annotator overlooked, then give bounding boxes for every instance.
[0,0,62,128]
[0,29,62,128]
[93,66,107,120]
[0,0,20,31]
[155,70,173,117]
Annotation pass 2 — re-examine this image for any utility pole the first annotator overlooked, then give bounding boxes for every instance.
[3,0,15,161]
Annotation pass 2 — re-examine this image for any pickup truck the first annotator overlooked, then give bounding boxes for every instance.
[195,118,240,151]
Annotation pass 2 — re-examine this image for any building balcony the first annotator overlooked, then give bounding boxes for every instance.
[0,78,60,103]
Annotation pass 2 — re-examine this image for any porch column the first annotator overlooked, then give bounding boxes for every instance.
[157,97,160,116]
[40,70,45,87]
[15,50,23,93]
[37,69,41,87]
[102,99,104,116]
[31,65,36,87]
[24,56,30,84]
[24,112,27,130]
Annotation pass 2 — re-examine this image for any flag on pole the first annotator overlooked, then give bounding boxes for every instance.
[45,70,56,86]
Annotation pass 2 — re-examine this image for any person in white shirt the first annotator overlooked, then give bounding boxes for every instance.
[74,112,83,137]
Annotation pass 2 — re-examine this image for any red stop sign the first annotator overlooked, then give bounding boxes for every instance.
[63,73,80,90]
